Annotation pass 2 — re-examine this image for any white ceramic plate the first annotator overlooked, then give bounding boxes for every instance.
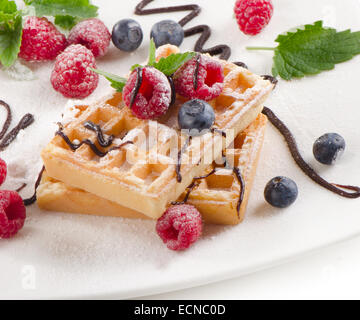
[1,0,359,299]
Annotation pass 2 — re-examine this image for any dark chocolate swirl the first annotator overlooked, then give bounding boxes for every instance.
[0,100,11,141]
[83,121,114,147]
[0,100,34,151]
[176,135,192,183]
[56,122,133,158]
[23,166,45,206]
[130,67,143,108]
[135,0,231,60]
[172,158,246,217]
[262,106,360,199]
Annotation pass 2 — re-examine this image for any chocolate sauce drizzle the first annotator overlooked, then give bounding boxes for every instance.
[56,123,133,158]
[262,107,360,199]
[261,75,278,88]
[21,131,132,206]
[193,54,201,90]
[221,150,230,169]
[135,0,231,60]
[130,67,143,108]
[0,100,34,151]
[0,100,38,205]
[211,127,227,138]
[233,61,248,69]
[16,183,27,193]
[171,181,197,206]
[56,130,108,157]
[176,135,192,183]
[173,155,246,217]
[83,121,114,147]
[23,166,45,206]
[167,76,176,105]
[233,167,245,213]
[0,100,11,141]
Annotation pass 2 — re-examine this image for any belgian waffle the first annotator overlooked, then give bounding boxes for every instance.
[38,114,267,225]
[41,45,274,219]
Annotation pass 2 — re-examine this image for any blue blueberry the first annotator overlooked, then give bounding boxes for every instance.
[150,20,184,48]
[112,19,143,52]
[313,133,346,165]
[178,99,215,136]
[264,176,298,208]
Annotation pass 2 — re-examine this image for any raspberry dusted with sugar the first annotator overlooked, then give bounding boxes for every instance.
[67,18,111,58]
[156,204,202,251]
[173,54,224,101]
[234,0,273,36]
[19,16,66,61]
[0,158,6,186]
[51,44,99,99]
[123,67,171,119]
[0,191,26,239]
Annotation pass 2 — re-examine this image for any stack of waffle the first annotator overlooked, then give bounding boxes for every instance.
[38,45,273,225]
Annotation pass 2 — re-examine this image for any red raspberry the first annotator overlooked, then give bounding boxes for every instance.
[234,0,273,36]
[67,18,111,58]
[156,204,202,251]
[19,16,67,61]
[0,158,6,186]
[173,55,224,101]
[51,44,99,99]
[123,67,171,119]
[0,191,26,239]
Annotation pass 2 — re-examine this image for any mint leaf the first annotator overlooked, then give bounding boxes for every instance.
[148,38,156,66]
[54,15,77,29]
[130,63,143,71]
[153,52,196,76]
[247,21,360,80]
[92,69,127,92]
[0,1,22,68]
[26,0,98,20]
[0,0,17,13]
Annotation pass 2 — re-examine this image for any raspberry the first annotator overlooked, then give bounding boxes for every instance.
[123,67,171,119]
[68,18,111,58]
[0,158,6,186]
[0,191,26,239]
[234,0,273,36]
[156,204,202,251]
[19,16,67,61]
[51,44,99,99]
[173,55,224,101]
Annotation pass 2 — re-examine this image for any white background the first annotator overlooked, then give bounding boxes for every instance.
[1,0,359,299]
[141,236,360,300]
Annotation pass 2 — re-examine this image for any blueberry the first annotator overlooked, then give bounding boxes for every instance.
[264,176,298,208]
[313,133,346,165]
[178,99,215,136]
[150,20,184,48]
[112,19,143,52]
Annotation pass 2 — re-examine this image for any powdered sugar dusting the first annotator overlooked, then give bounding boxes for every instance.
[0,0,360,300]
[4,60,36,81]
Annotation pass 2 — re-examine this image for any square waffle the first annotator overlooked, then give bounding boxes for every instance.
[41,45,274,219]
[37,114,267,225]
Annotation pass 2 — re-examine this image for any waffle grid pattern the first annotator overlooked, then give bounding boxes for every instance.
[41,45,273,218]
[38,114,267,225]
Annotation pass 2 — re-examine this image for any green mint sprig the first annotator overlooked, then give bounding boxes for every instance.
[24,0,98,30]
[91,68,127,92]
[247,21,360,80]
[147,38,156,66]
[97,39,196,93]
[152,51,196,76]
[0,0,23,68]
